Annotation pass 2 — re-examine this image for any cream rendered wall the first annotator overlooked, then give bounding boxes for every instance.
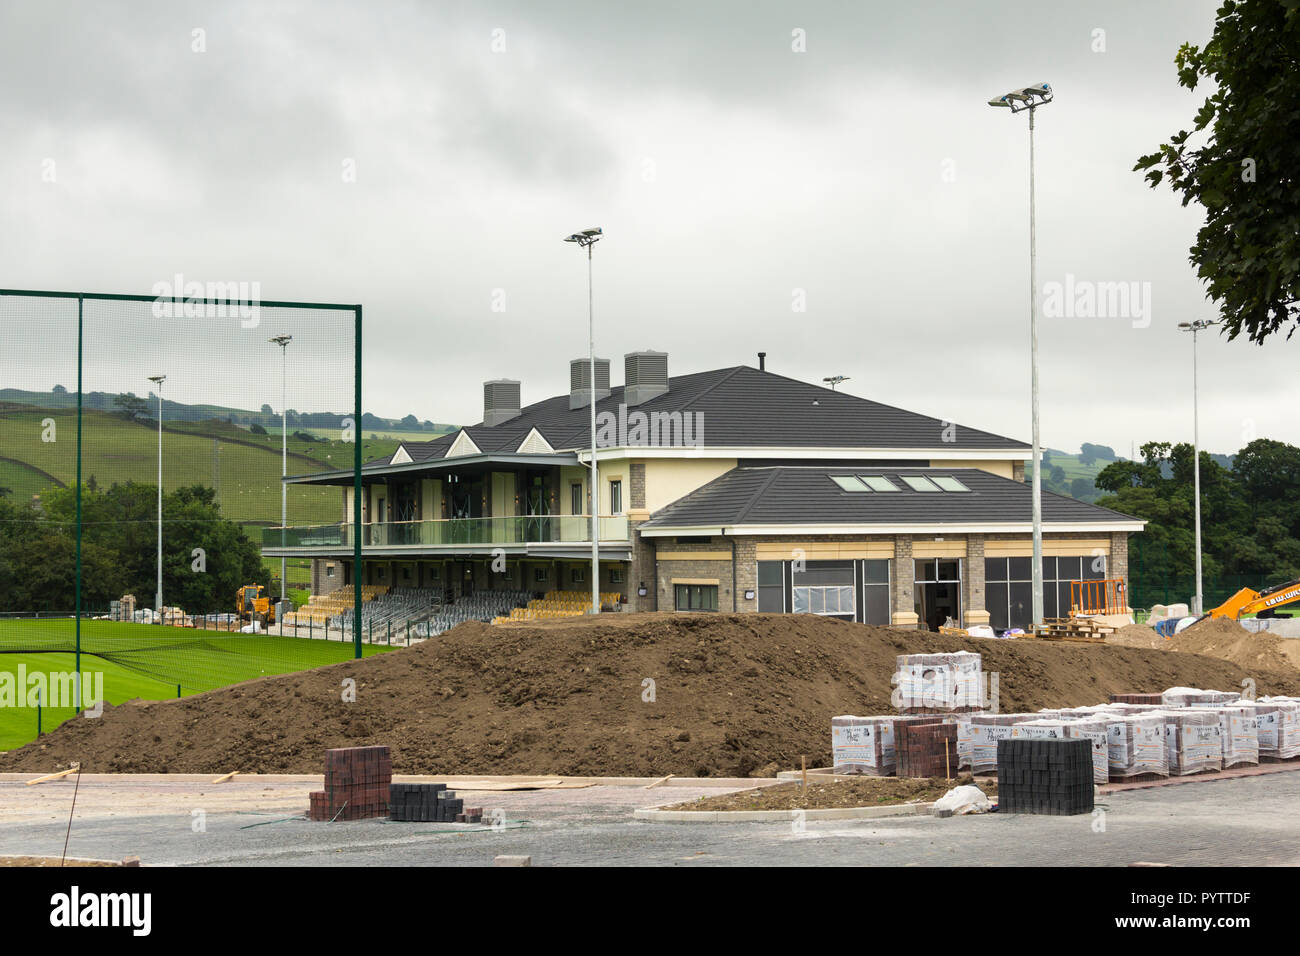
[642,458,738,513]
[560,465,586,515]
[930,459,1016,479]
[492,472,515,517]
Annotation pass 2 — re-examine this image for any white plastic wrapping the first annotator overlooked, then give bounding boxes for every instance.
[1107,714,1168,778]
[895,652,983,713]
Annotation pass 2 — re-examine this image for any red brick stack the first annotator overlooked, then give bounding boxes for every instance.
[308,746,392,821]
[895,721,959,779]
[1109,693,1163,705]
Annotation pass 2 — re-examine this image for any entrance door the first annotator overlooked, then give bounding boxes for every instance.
[915,558,962,631]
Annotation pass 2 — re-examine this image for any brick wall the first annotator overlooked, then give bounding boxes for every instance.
[654,536,735,611]
[311,558,343,596]
[630,462,646,510]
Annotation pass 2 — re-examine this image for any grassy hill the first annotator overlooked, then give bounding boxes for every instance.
[0,404,392,528]
[1024,448,1118,504]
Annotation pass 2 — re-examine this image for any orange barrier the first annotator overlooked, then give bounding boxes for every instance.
[1070,579,1127,616]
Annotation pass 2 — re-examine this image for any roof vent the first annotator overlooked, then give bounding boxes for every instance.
[569,357,611,410]
[483,379,521,427]
[624,350,668,406]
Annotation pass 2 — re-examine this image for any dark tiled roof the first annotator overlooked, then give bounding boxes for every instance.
[639,466,1142,528]
[381,365,1028,464]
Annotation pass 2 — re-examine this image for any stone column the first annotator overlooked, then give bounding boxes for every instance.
[892,535,919,629]
[964,534,989,627]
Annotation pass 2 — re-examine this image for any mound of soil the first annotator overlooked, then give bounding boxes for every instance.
[4,613,1298,778]
[1109,616,1300,672]
[1169,617,1300,672]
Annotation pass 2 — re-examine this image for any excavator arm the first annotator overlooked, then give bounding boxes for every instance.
[1205,578,1300,620]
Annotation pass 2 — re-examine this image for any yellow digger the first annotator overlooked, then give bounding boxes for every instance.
[1204,578,1300,620]
[237,584,277,626]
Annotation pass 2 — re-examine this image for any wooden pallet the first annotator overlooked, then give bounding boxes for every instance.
[1029,617,1116,643]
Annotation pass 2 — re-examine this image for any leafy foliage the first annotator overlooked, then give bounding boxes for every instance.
[1135,0,1300,343]
[1096,439,1300,588]
[0,482,264,613]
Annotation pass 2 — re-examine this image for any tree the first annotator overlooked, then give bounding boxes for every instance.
[260,404,273,415]
[113,392,148,421]
[1080,443,1115,463]
[1135,0,1300,343]
[399,414,419,428]
[52,384,67,394]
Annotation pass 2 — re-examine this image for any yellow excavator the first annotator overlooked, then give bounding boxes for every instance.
[237,584,277,626]
[1204,578,1300,620]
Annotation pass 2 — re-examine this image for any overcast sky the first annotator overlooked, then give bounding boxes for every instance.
[1,0,1289,457]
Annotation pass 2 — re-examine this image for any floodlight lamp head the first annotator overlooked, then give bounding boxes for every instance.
[1178,322,1193,330]
[988,95,1013,108]
[564,227,603,247]
[148,375,166,385]
[270,334,292,347]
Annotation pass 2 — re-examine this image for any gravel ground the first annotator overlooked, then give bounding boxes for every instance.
[1,769,1298,866]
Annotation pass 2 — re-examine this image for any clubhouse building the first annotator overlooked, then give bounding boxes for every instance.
[263,351,1143,631]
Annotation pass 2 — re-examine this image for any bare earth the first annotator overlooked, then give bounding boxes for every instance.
[4,612,1298,778]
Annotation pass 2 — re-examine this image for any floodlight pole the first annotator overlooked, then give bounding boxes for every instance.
[990,84,1052,631]
[565,228,603,616]
[271,334,293,604]
[148,375,166,622]
[1180,319,1218,616]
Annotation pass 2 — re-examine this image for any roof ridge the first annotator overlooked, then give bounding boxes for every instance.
[734,467,784,523]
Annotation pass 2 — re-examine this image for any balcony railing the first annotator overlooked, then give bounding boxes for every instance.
[263,514,630,550]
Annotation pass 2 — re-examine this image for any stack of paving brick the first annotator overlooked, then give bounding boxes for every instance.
[1106,714,1168,779]
[831,714,957,775]
[1162,687,1240,708]
[308,746,392,821]
[1257,698,1300,759]
[1163,710,1223,775]
[389,783,483,823]
[996,737,1094,816]
[895,652,983,714]
[895,721,958,778]
[1195,705,1259,768]
[1109,693,1163,705]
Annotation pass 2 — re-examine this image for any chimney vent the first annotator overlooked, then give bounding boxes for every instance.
[624,350,669,406]
[758,352,767,371]
[569,357,611,410]
[483,379,521,427]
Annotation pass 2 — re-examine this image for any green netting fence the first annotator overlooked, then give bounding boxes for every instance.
[0,289,364,748]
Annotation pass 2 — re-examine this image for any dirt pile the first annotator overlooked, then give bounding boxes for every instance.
[1108,616,1300,672]
[1168,617,1300,672]
[4,612,1298,777]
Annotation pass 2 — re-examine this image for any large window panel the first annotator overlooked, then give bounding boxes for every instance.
[987,582,1009,631]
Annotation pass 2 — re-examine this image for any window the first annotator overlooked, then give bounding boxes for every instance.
[831,475,869,491]
[792,585,855,615]
[609,568,625,584]
[570,482,583,515]
[675,584,718,612]
[859,475,899,492]
[533,567,547,583]
[609,479,623,514]
[932,476,969,492]
[901,475,940,492]
[985,554,1110,630]
[757,561,785,612]
[570,566,585,584]
[862,558,890,625]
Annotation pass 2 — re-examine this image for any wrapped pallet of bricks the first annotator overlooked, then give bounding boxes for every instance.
[1197,705,1259,768]
[1257,698,1300,759]
[1162,710,1223,776]
[970,714,1036,773]
[831,716,897,776]
[894,651,982,714]
[895,721,959,779]
[308,745,393,821]
[1065,718,1111,784]
[1106,714,1168,779]
[1162,686,1240,708]
[831,714,954,775]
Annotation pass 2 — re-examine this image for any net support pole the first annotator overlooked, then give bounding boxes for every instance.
[353,304,363,660]
[75,296,83,679]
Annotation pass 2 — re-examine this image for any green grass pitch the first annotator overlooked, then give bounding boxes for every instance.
[0,619,392,750]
